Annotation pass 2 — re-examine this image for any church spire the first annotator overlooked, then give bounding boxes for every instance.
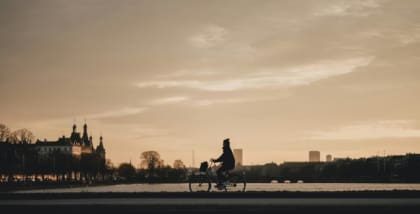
[82,122,89,144]
[96,135,106,159]
[83,122,87,133]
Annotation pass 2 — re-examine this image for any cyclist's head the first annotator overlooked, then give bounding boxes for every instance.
[223,138,230,148]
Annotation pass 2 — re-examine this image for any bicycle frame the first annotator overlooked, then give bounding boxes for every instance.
[205,162,230,182]
[189,160,246,192]
[207,162,219,182]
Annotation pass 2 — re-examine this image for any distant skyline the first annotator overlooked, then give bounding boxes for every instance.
[1,0,420,167]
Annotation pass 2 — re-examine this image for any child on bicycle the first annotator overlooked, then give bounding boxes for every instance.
[211,138,235,189]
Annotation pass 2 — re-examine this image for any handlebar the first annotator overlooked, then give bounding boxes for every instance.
[208,160,220,168]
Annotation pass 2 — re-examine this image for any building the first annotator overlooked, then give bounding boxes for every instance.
[326,154,332,162]
[333,157,350,161]
[36,137,82,157]
[35,123,105,159]
[309,151,320,162]
[233,149,243,166]
[0,123,106,182]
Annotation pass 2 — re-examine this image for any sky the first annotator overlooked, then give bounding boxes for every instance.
[1,0,420,167]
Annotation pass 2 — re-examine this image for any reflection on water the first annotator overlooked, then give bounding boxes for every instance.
[14,183,420,193]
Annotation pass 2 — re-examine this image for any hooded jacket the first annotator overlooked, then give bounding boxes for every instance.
[214,145,235,169]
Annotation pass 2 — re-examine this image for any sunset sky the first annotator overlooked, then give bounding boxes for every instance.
[1,0,420,167]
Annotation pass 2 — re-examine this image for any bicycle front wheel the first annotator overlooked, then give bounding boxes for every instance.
[226,174,246,192]
[188,174,211,192]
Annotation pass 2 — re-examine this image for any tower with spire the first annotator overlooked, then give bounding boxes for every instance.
[96,135,106,160]
[65,122,101,155]
[82,123,89,144]
[70,123,82,145]
[79,122,93,154]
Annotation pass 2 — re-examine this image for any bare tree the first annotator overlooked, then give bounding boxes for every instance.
[140,151,162,179]
[10,128,35,144]
[173,159,185,169]
[140,151,161,169]
[0,123,10,142]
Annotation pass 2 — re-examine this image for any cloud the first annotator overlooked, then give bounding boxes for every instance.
[156,69,221,78]
[305,120,420,140]
[87,107,146,119]
[136,57,373,91]
[397,26,420,45]
[133,127,170,140]
[315,0,382,17]
[194,96,281,106]
[150,96,190,105]
[188,25,228,48]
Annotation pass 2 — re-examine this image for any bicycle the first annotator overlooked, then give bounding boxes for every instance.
[188,161,246,192]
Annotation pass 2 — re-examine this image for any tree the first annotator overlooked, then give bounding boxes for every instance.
[173,159,185,169]
[140,151,162,179]
[0,123,10,142]
[10,129,35,144]
[104,159,115,178]
[172,159,187,181]
[117,163,135,180]
[140,151,161,169]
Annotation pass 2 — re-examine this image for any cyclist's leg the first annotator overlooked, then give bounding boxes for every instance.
[216,165,228,185]
[224,166,234,183]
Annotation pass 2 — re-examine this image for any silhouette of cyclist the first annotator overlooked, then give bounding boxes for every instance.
[211,138,235,189]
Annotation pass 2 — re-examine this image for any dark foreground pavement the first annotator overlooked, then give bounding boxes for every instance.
[1,191,420,214]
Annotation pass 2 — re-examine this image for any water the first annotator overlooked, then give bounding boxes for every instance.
[13,183,420,193]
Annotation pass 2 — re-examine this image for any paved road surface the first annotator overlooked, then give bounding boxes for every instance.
[1,197,420,214]
[2,197,420,206]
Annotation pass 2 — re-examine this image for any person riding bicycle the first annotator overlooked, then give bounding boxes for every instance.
[211,138,235,189]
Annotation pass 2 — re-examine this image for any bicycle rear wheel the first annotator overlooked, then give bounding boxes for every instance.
[225,174,246,192]
[188,174,211,192]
